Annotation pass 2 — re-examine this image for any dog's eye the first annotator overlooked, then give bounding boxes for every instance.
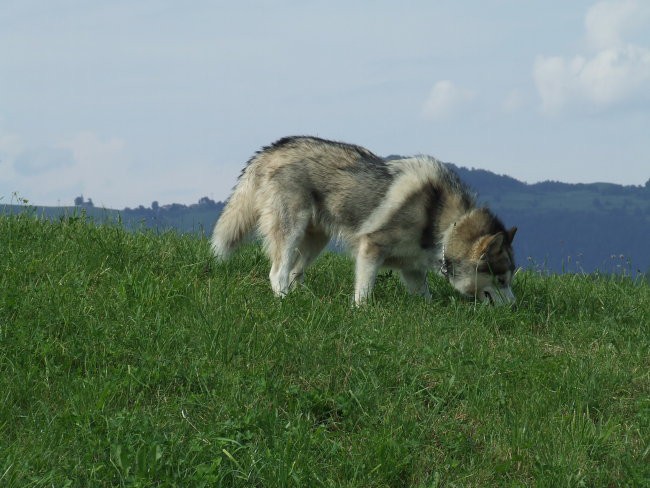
[496,277,506,286]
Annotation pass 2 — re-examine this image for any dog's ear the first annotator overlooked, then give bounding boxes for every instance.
[506,226,517,244]
[485,232,505,256]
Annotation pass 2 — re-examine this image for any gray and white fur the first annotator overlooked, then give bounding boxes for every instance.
[212,136,517,305]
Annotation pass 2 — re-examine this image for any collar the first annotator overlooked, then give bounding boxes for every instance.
[439,243,453,280]
[439,222,456,280]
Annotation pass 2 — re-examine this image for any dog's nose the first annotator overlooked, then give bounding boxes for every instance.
[485,287,516,306]
[500,286,516,305]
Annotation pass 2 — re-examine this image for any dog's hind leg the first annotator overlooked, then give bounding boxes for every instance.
[289,227,329,289]
[354,237,384,305]
[400,269,432,300]
[265,211,310,297]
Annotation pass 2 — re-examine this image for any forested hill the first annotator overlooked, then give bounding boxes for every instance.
[4,165,649,274]
[447,164,650,274]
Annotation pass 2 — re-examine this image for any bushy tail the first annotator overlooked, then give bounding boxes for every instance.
[211,170,258,260]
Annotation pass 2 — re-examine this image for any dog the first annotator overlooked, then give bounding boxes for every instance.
[211,136,517,305]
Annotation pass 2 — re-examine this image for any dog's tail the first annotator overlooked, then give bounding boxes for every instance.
[211,167,259,260]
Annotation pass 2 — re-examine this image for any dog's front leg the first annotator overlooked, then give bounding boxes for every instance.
[354,239,383,305]
[400,269,432,300]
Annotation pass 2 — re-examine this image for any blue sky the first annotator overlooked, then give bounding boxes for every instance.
[1,0,649,208]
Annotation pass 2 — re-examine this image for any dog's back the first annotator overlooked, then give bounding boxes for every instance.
[212,136,392,257]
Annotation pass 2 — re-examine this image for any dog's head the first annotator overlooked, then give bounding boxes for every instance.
[446,226,517,305]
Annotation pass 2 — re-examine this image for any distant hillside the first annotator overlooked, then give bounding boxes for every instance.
[3,165,649,274]
[5,196,224,236]
[448,165,650,274]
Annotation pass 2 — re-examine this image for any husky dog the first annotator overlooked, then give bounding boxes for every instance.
[212,136,517,305]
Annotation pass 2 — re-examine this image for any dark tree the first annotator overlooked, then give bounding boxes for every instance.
[198,196,218,208]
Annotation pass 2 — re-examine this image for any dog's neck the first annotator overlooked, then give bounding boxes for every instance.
[439,208,470,248]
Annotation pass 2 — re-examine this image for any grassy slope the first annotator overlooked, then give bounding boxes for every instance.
[0,214,648,487]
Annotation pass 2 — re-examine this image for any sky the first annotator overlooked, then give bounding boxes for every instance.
[1,0,649,209]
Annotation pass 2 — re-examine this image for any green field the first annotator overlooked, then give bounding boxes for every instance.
[1,213,648,487]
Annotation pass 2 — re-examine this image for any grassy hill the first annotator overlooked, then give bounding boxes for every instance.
[1,213,649,486]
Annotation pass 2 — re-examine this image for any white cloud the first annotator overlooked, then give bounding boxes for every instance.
[585,0,650,49]
[535,45,650,114]
[0,132,23,201]
[502,89,526,113]
[0,131,131,207]
[0,132,22,156]
[14,146,74,175]
[422,80,476,120]
[57,132,131,206]
[0,129,224,208]
[61,132,126,170]
[534,1,650,115]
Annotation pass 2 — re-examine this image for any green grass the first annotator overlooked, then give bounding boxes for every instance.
[1,212,648,487]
